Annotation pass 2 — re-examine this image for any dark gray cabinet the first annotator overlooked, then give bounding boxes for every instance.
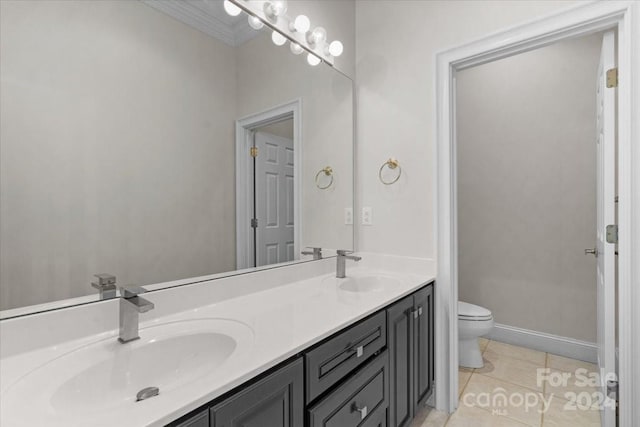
[387,295,414,427]
[308,350,389,427]
[414,286,434,407]
[387,283,434,427]
[174,409,208,427]
[306,311,386,402]
[210,357,304,427]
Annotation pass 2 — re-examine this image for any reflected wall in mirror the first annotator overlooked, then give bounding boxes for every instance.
[0,0,353,316]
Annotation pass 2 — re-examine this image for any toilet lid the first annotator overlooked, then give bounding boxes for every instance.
[458,301,492,320]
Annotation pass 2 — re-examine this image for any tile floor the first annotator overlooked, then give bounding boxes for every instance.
[410,338,603,427]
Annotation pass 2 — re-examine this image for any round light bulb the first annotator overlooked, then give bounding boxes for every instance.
[290,42,303,55]
[328,40,343,57]
[265,0,287,18]
[307,53,321,66]
[294,15,311,33]
[247,15,264,30]
[223,0,242,17]
[310,27,327,44]
[271,31,287,46]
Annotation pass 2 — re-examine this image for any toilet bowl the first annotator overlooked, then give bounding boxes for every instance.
[458,301,494,368]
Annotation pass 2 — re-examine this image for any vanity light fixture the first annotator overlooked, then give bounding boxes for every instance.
[307,53,321,66]
[290,42,304,55]
[223,0,242,16]
[271,30,287,46]
[247,15,264,30]
[231,0,343,66]
[327,40,344,58]
[264,0,287,20]
[290,15,311,34]
[307,27,327,47]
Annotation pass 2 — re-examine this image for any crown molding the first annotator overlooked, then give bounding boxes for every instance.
[142,0,258,47]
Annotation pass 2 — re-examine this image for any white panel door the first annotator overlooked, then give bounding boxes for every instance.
[254,132,294,267]
[595,30,616,427]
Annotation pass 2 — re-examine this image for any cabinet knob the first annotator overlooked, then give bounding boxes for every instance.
[351,403,368,420]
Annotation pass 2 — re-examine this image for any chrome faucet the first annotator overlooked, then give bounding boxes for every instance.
[118,285,154,343]
[301,247,323,260]
[91,274,117,299]
[336,250,362,278]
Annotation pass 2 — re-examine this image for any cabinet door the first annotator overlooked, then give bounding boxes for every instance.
[306,311,387,403]
[387,295,414,427]
[173,409,209,427]
[211,358,304,427]
[308,351,388,427]
[413,285,434,407]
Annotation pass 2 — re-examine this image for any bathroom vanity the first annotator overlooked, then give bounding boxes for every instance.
[167,281,434,427]
[0,255,435,427]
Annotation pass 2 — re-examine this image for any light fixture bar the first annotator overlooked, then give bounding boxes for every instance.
[227,0,341,66]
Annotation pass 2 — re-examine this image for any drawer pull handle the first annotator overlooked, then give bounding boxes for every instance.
[418,306,423,316]
[356,346,364,357]
[352,403,368,420]
[413,309,419,319]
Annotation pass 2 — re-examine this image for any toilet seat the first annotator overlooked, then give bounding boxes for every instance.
[458,301,492,321]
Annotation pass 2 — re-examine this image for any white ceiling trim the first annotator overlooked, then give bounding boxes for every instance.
[142,0,258,47]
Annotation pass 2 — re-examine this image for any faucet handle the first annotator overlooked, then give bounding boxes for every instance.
[337,249,353,256]
[92,273,116,288]
[301,247,323,259]
[119,285,148,299]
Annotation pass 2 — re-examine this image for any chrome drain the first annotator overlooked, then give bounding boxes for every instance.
[136,386,160,402]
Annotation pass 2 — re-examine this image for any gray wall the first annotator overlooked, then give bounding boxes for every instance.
[456,34,601,342]
[355,0,580,258]
[0,0,356,311]
[0,0,237,310]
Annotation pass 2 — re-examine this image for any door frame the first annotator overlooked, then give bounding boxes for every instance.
[434,2,640,425]
[235,99,302,270]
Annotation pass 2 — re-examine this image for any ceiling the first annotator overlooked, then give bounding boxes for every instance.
[142,0,260,47]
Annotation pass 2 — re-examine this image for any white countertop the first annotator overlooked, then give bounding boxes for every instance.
[0,254,434,427]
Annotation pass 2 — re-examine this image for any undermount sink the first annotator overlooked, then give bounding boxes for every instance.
[325,274,403,293]
[1,318,253,423]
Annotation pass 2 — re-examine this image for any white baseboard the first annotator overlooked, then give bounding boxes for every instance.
[486,323,597,364]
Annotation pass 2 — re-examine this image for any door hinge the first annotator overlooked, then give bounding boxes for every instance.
[251,218,258,228]
[250,146,258,158]
[607,380,618,399]
[606,224,618,244]
[606,68,618,88]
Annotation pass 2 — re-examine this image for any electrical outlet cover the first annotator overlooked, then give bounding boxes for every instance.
[344,208,353,225]
[362,207,373,225]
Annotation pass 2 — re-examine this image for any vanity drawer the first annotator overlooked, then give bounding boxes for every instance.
[173,409,208,427]
[306,311,387,402]
[308,350,389,427]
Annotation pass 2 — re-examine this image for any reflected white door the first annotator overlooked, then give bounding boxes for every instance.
[254,132,295,267]
[595,30,616,427]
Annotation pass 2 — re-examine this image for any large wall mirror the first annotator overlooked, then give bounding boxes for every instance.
[0,0,354,318]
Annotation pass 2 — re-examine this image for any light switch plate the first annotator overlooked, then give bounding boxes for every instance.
[362,207,373,225]
[344,208,353,225]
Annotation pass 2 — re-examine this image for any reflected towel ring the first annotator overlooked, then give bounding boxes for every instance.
[379,158,401,185]
[315,166,334,189]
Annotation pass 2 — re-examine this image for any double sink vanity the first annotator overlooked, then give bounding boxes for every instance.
[0,254,435,427]
[0,2,435,426]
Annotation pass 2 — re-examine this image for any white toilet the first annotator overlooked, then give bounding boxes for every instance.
[458,301,494,368]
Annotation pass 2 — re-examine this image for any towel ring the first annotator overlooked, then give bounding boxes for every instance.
[379,158,401,185]
[315,166,334,189]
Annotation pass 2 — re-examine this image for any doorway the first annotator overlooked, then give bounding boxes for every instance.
[454,31,614,427]
[434,2,638,426]
[252,121,295,267]
[235,99,302,270]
